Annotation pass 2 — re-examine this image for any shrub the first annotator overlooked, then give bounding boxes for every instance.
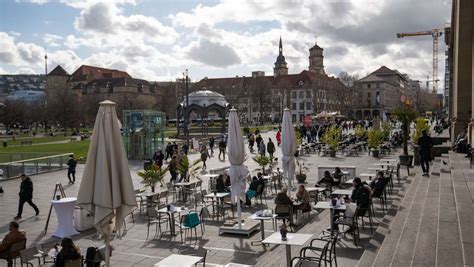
[321,125,341,150]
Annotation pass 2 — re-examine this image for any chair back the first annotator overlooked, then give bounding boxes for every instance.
[184,212,201,228]
[147,206,158,219]
[9,238,26,253]
[275,204,292,215]
[64,258,82,267]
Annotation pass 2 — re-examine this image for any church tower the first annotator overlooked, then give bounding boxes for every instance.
[273,37,288,77]
[308,39,325,75]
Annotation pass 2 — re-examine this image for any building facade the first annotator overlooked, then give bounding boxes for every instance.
[446,0,474,142]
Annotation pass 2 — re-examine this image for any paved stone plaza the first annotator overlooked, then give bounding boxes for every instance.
[0,130,415,266]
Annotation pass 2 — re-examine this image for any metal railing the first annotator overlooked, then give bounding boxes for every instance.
[0,153,73,180]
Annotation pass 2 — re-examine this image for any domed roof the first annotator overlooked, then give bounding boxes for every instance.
[181,90,228,107]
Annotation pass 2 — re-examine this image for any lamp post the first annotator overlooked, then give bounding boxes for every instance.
[185,69,190,148]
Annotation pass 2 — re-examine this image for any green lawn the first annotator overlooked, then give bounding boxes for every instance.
[0,140,90,163]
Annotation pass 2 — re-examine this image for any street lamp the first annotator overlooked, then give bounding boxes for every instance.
[184,69,190,148]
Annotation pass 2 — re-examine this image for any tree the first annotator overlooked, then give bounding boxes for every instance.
[0,99,26,131]
[393,107,417,155]
[338,71,359,88]
[48,88,80,129]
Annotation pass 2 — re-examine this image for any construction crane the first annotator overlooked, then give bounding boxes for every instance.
[397,28,443,94]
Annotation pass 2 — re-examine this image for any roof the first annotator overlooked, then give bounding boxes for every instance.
[48,65,69,76]
[371,66,397,76]
[181,90,228,107]
[69,65,131,83]
[309,42,323,51]
[71,77,150,90]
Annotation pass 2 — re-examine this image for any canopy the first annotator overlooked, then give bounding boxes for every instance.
[77,100,137,266]
[281,108,297,188]
[227,108,249,228]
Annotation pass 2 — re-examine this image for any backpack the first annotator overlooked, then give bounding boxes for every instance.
[85,247,102,267]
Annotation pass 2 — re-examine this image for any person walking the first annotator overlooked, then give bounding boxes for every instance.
[267,138,275,161]
[14,174,39,220]
[66,155,77,184]
[248,133,255,153]
[218,138,227,160]
[200,145,209,170]
[209,137,215,157]
[256,134,262,148]
[418,130,433,177]
[169,155,178,183]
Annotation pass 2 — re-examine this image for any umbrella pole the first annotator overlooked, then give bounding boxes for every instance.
[105,238,111,267]
[237,196,242,229]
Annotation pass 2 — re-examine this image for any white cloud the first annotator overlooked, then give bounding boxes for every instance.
[43,33,63,48]
[187,39,241,68]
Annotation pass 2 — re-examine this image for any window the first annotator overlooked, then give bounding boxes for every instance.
[292,114,297,122]
[306,90,312,98]
[292,91,297,99]
[306,101,312,110]
[367,84,371,89]
[299,102,305,110]
[299,91,304,98]
[292,103,297,110]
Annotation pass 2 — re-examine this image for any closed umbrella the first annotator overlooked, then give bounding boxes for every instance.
[77,100,137,266]
[281,108,297,188]
[227,109,249,229]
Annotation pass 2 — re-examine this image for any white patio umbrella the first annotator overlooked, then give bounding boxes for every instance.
[77,100,137,266]
[227,108,249,229]
[281,108,297,188]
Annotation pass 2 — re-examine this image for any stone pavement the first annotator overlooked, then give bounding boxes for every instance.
[0,130,405,266]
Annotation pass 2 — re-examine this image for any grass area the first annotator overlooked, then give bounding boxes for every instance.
[0,140,90,163]
[0,136,71,146]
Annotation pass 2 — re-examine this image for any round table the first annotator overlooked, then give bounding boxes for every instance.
[51,197,80,238]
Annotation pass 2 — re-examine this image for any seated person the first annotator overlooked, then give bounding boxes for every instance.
[334,196,357,232]
[275,187,293,206]
[215,174,226,192]
[224,175,231,187]
[351,177,372,216]
[245,177,261,206]
[295,185,311,212]
[55,237,81,267]
[317,171,336,187]
[333,167,343,186]
[370,171,387,198]
[0,221,26,267]
[274,187,294,225]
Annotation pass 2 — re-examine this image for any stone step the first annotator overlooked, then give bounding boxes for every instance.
[448,152,474,266]
[369,171,424,266]
[355,174,417,267]
[436,156,463,267]
[390,166,432,266]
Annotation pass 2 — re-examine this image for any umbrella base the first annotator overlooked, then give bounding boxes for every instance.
[219,221,259,236]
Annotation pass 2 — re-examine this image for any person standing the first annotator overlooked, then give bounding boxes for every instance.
[14,174,39,220]
[418,130,433,177]
[169,155,178,183]
[209,137,215,157]
[256,134,262,148]
[218,138,227,160]
[66,155,77,184]
[248,133,255,153]
[258,140,266,157]
[267,138,275,161]
[0,221,26,267]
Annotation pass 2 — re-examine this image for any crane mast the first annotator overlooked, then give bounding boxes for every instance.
[396,28,443,94]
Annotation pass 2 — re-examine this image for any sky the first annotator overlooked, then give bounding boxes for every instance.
[0,0,451,92]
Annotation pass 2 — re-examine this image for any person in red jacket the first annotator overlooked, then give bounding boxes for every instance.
[276,129,281,146]
[0,221,26,267]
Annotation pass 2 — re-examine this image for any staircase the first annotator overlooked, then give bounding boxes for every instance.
[357,153,471,266]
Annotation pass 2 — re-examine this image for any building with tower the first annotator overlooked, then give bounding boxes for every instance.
[193,38,349,124]
[273,37,289,77]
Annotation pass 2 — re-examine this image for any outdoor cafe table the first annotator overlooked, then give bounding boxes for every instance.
[50,197,80,238]
[154,254,202,267]
[359,173,377,180]
[343,178,370,185]
[372,163,392,169]
[135,192,155,214]
[157,206,188,236]
[262,232,313,267]
[204,192,230,219]
[314,201,346,235]
[380,158,397,164]
[306,187,326,193]
[250,212,277,245]
[331,189,353,196]
[174,182,194,201]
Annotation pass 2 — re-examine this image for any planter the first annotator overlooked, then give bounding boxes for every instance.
[399,154,413,167]
[371,149,380,158]
[296,174,307,183]
[329,149,336,157]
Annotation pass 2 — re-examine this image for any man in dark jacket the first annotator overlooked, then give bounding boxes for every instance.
[66,155,77,184]
[14,174,39,220]
[418,130,433,177]
[218,139,227,160]
[267,138,275,161]
[351,177,372,216]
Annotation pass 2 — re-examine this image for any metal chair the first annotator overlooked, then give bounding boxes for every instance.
[4,238,32,267]
[274,205,294,230]
[335,206,360,246]
[300,232,339,267]
[291,238,330,267]
[146,206,170,240]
